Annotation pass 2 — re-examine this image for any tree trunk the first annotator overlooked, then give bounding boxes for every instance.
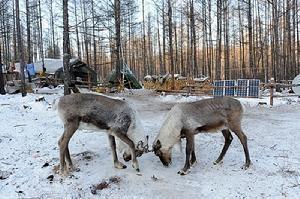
[26,0,32,82]
[63,0,71,95]
[148,13,154,75]
[0,45,5,94]
[114,0,122,84]
[162,1,166,74]
[247,0,255,78]
[92,0,97,71]
[74,0,81,60]
[16,0,27,97]
[83,1,89,66]
[238,0,245,78]
[0,64,5,95]
[142,0,147,76]
[168,0,174,89]
[215,0,222,80]
[190,0,197,77]
[50,0,56,58]
[38,0,45,73]
[12,0,17,63]
[157,9,163,75]
[272,0,279,80]
[208,0,213,79]
[180,9,184,76]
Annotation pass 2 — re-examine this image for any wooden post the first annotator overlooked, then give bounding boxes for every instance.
[269,78,274,106]
[88,71,91,90]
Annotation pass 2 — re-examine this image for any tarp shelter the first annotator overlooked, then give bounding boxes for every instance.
[15,58,63,75]
[13,63,36,78]
[107,62,142,89]
[55,59,97,86]
[34,59,63,74]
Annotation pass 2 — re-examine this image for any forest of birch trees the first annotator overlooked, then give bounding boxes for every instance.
[0,0,299,83]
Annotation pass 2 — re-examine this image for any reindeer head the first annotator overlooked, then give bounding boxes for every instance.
[153,140,172,167]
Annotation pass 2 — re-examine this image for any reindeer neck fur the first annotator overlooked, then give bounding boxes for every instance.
[126,107,145,144]
[155,106,183,150]
[116,105,147,153]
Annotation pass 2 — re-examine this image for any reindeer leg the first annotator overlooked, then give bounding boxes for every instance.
[115,131,140,172]
[65,146,75,171]
[214,129,233,165]
[190,151,197,166]
[231,128,251,169]
[108,135,127,169]
[178,133,194,175]
[58,120,78,176]
[58,135,66,175]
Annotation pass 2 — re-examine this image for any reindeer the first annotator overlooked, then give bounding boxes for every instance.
[152,97,251,175]
[56,93,147,176]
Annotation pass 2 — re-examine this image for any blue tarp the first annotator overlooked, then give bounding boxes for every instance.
[26,63,35,76]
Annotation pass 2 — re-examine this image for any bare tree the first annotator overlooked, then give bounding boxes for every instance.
[114,0,122,84]
[74,0,81,60]
[63,0,71,95]
[215,0,222,79]
[26,0,32,82]
[167,0,174,89]
[16,0,27,97]
[247,0,255,78]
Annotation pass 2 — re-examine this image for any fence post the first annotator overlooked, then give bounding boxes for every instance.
[269,78,274,106]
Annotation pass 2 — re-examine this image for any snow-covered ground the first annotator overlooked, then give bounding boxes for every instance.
[1,88,300,198]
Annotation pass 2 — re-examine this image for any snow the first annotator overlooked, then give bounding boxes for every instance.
[1,89,300,198]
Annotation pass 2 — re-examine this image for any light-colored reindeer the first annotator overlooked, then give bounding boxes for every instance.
[152,97,251,175]
[56,93,147,176]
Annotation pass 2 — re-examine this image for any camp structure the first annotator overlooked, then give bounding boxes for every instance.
[14,58,97,85]
[55,59,97,86]
[107,62,142,89]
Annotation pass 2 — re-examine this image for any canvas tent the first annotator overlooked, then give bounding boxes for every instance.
[107,62,142,89]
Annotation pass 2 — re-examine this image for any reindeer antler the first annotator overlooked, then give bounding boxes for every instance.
[136,135,153,154]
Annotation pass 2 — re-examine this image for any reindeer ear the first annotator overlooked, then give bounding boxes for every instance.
[154,140,161,149]
[157,140,161,146]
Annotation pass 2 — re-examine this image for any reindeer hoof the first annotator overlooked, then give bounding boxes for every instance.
[213,160,222,165]
[67,165,75,172]
[132,162,139,171]
[177,169,189,175]
[59,168,69,176]
[114,161,127,169]
[241,162,251,170]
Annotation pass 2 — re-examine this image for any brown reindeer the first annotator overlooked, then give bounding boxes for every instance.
[56,93,147,176]
[153,97,251,175]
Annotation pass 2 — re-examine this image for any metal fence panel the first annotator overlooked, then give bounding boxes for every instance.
[214,79,260,98]
[236,79,249,97]
[224,80,235,96]
[248,79,260,97]
[213,80,224,96]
